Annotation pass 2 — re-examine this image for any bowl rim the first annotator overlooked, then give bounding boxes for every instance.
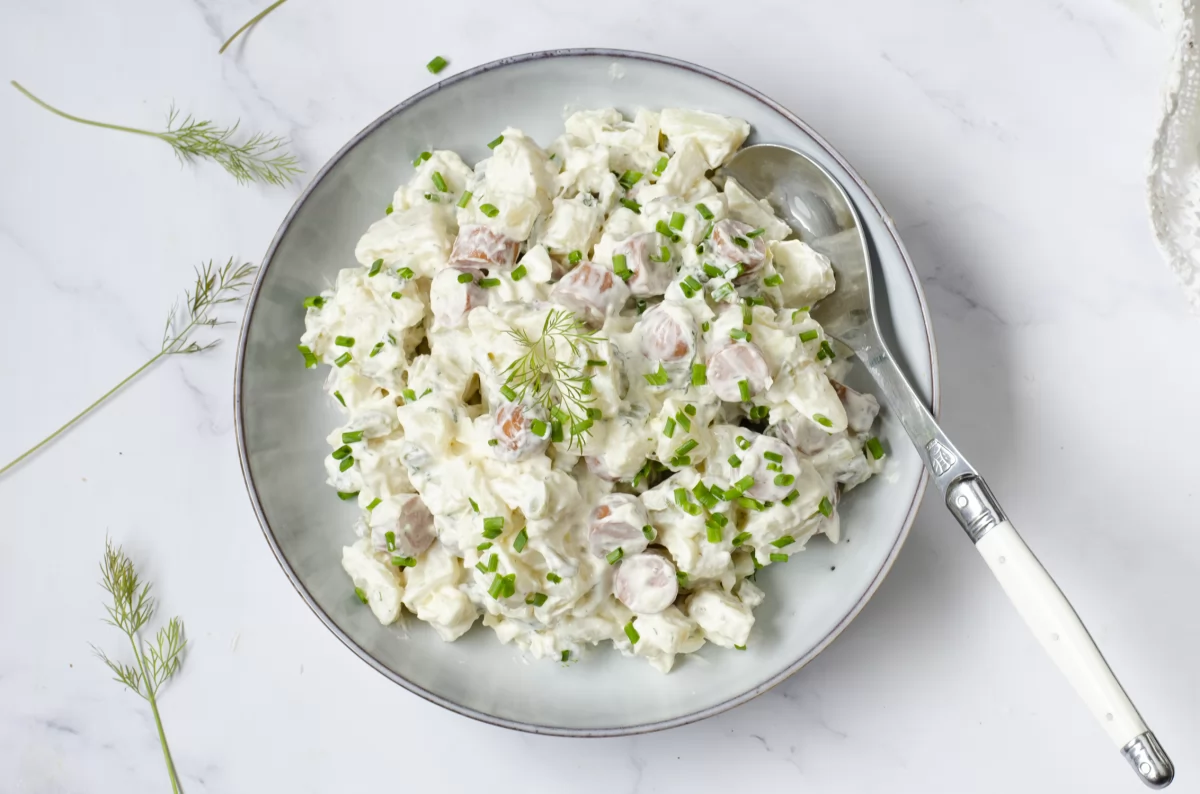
[234,47,939,737]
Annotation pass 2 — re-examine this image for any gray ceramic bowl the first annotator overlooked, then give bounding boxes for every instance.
[235,49,937,736]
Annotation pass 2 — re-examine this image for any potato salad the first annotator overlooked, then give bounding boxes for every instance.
[297,108,886,672]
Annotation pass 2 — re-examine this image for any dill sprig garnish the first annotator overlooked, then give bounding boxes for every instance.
[503,309,602,450]
[219,0,291,55]
[9,81,301,186]
[0,260,256,477]
[92,538,188,794]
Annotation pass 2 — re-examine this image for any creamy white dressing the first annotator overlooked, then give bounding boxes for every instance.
[299,107,885,672]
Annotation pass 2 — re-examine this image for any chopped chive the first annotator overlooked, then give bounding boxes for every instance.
[730,328,752,342]
[509,263,527,282]
[749,405,769,421]
[335,335,355,347]
[514,528,528,552]
[683,276,702,295]
[706,512,729,528]
[675,439,698,457]
[547,572,562,584]
[570,418,593,436]
[763,451,783,463]
[653,156,668,176]
[691,363,707,386]
[663,417,677,438]
[486,553,499,573]
[655,219,681,242]
[385,203,393,215]
[701,322,711,333]
[479,277,501,288]
[431,171,447,192]
[355,587,368,604]
[426,55,448,74]
[733,236,750,249]
[799,329,819,343]
[342,430,364,444]
[482,516,505,537]
[676,571,689,588]
[397,265,416,280]
[568,249,583,265]
[728,455,743,470]
[671,455,693,469]
[669,211,686,231]
[774,473,795,487]
[331,445,352,460]
[771,535,795,548]
[679,280,696,300]
[586,407,603,421]
[746,228,766,239]
[769,552,788,563]
[587,359,607,368]
[333,390,345,406]
[339,456,354,472]
[451,191,472,211]
[817,340,836,361]
[384,530,397,551]
[468,497,479,513]
[813,413,833,428]
[607,547,624,565]
[619,197,641,214]
[738,496,767,511]
[368,258,384,277]
[612,253,632,280]
[393,555,416,568]
[649,245,671,263]
[401,388,417,403]
[303,295,325,309]
[695,485,719,510]
[337,491,359,501]
[420,387,431,397]
[643,363,669,386]
[413,151,432,166]
[499,384,517,401]
[423,193,439,202]
[732,531,753,547]
[744,295,765,306]
[867,437,885,460]
[479,203,500,218]
[550,420,564,443]
[709,484,726,500]
[737,379,751,401]
[763,273,784,287]
[488,574,506,599]
[369,341,385,358]
[624,621,640,644]
[477,541,492,552]
[702,263,724,280]
[488,134,504,149]
[781,489,800,506]
[456,272,474,284]
[818,496,834,517]
[711,281,736,301]
[580,378,593,396]
[643,525,656,540]
[695,203,714,220]
[526,592,548,607]
[684,403,696,417]
[736,436,752,451]
[561,650,570,662]
[619,170,643,189]
[487,438,499,446]
[674,487,690,507]
[366,497,382,511]
[675,411,691,432]
[733,475,755,492]
[766,463,783,472]
[706,523,723,543]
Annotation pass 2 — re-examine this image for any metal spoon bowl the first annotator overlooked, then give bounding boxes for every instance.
[721,143,1174,789]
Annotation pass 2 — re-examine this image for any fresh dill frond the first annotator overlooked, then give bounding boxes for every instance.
[503,309,602,450]
[9,81,301,186]
[0,259,256,477]
[219,0,290,54]
[92,539,187,793]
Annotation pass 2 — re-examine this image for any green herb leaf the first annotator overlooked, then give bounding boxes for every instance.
[426,56,449,74]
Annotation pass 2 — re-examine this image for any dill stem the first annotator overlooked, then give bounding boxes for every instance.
[0,316,200,477]
[219,0,290,54]
[129,632,182,794]
[10,81,162,140]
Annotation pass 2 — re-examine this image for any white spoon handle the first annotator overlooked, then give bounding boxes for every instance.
[974,518,1171,786]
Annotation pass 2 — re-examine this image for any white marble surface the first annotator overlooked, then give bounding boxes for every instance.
[1,1,1197,791]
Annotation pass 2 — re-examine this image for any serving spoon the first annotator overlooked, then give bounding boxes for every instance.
[721,143,1173,789]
